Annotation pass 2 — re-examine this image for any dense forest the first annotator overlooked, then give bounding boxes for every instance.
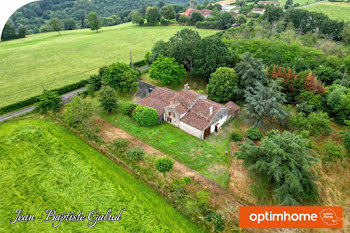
[8,0,192,34]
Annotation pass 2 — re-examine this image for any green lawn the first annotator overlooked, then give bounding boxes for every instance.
[0,23,218,108]
[304,2,350,21]
[280,0,317,6]
[0,118,205,233]
[102,112,232,187]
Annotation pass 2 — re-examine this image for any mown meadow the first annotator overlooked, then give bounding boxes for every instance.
[304,2,350,22]
[0,118,205,233]
[0,23,218,108]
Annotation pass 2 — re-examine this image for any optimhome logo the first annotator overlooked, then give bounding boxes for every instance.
[239,206,342,228]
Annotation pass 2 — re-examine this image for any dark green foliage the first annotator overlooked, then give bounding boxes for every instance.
[204,212,225,232]
[35,90,61,113]
[289,112,331,136]
[147,40,168,63]
[102,62,138,93]
[226,39,326,73]
[150,55,187,85]
[1,21,17,41]
[195,21,218,29]
[245,80,289,127]
[191,36,232,79]
[160,5,176,20]
[178,15,188,25]
[235,131,319,206]
[246,127,263,140]
[264,6,283,23]
[125,146,145,161]
[207,67,238,102]
[296,102,314,116]
[0,79,88,115]
[231,131,243,141]
[235,53,268,89]
[18,25,27,38]
[166,29,202,71]
[88,74,103,92]
[121,101,138,117]
[49,18,63,35]
[88,12,102,32]
[343,129,350,151]
[216,12,235,30]
[326,85,350,124]
[113,138,130,152]
[99,86,118,113]
[322,140,347,163]
[160,17,170,26]
[155,157,174,177]
[131,10,145,25]
[132,106,158,127]
[64,18,76,30]
[190,12,204,26]
[146,7,161,25]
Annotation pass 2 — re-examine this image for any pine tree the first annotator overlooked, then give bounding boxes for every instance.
[244,80,290,127]
[235,53,268,89]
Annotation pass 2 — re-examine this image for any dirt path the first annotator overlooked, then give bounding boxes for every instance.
[98,118,244,221]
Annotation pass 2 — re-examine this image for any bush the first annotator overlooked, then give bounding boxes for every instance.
[322,140,347,162]
[155,157,174,177]
[99,86,118,113]
[196,191,210,205]
[125,146,145,161]
[102,62,138,93]
[160,17,170,26]
[196,21,218,29]
[35,90,61,113]
[289,112,331,136]
[113,138,130,152]
[132,106,158,127]
[246,127,263,140]
[121,101,138,117]
[344,130,350,151]
[231,131,243,141]
[204,212,225,232]
[88,74,103,92]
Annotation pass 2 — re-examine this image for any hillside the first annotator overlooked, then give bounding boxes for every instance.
[304,2,350,22]
[9,0,191,33]
[0,118,205,232]
[0,23,218,108]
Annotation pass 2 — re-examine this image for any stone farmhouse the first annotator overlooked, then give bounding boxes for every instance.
[182,8,212,19]
[137,85,240,139]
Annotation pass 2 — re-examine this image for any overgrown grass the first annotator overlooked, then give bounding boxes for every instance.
[304,2,350,21]
[0,118,205,233]
[0,23,218,108]
[102,112,232,187]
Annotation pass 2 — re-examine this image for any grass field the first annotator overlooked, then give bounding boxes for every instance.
[0,118,205,232]
[281,0,317,6]
[304,2,350,21]
[102,112,232,187]
[0,23,218,108]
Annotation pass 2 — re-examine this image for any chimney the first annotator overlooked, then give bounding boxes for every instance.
[209,106,213,115]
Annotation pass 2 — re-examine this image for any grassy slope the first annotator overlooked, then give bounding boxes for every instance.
[0,118,205,233]
[0,23,218,108]
[304,2,350,21]
[102,112,232,187]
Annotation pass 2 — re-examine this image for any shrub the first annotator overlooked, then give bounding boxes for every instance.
[125,146,145,161]
[102,62,138,93]
[132,106,158,127]
[246,127,263,140]
[121,101,138,117]
[99,86,118,113]
[155,157,174,177]
[231,131,243,141]
[113,138,130,152]
[160,17,170,26]
[196,191,210,205]
[88,74,103,92]
[204,212,225,232]
[289,112,331,136]
[344,130,350,151]
[196,21,218,29]
[207,67,238,103]
[322,140,347,162]
[35,90,61,113]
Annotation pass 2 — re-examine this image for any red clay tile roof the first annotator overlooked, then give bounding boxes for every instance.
[226,101,241,115]
[171,89,204,108]
[183,8,212,17]
[258,1,281,4]
[180,112,211,131]
[190,99,226,121]
[137,97,167,116]
[252,8,266,12]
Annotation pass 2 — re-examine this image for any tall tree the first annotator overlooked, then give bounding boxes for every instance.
[64,18,76,30]
[146,7,161,25]
[217,12,235,29]
[235,131,319,206]
[160,5,176,20]
[102,62,138,93]
[189,12,204,25]
[130,10,145,25]
[1,21,17,41]
[99,86,118,114]
[150,55,187,85]
[49,18,63,35]
[167,28,201,71]
[235,53,268,89]
[244,80,290,127]
[191,36,232,79]
[18,25,27,38]
[88,12,101,33]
